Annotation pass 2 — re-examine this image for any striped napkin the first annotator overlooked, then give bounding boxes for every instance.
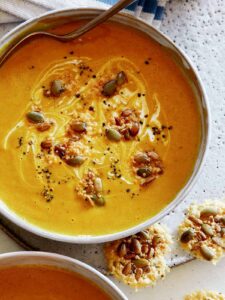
[0,0,168,31]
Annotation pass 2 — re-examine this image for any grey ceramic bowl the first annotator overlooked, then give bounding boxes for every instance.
[0,8,210,243]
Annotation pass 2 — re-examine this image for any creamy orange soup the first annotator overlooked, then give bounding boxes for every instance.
[0,22,201,235]
[0,265,111,299]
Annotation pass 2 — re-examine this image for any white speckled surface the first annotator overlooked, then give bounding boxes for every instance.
[0,0,225,299]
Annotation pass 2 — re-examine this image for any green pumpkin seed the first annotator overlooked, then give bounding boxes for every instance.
[200,244,215,261]
[102,80,117,97]
[134,153,150,164]
[137,167,151,178]
[116,71,127,86]
[92,195,105,206]
[133,258,149,268]
[26,111,45,123]
[106,128,121,142]
[212,237,225,248]
[50,79,65,96]
[200,207,218,218]
[65,156,85,166]
[201,224,214,236]
[71,121,87,133]
[180,229,195,243]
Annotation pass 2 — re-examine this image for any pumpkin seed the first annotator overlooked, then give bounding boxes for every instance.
[26,111,44,123]
[121,108,133,117]
[116,71,127,86]
[143,265,151,273]
[200,207,218,218]
[102,79,117,97]
[118,243,127,257]
[41,139,52,150]
[137,167,151,178]
[201,224,214,236]
[105,128,121,142]
[122,262,132,275]
[65,155,85,166]
[220,216,225,225]
[138,230,149,240]
[188,215,203,225]
[92,195,105,207]
[36,122,51,132]
[131,238,142,254]
[134,153,150,164]
[152,235,161,247]
[129,122,140,136]
[94,177,102,192]
[212,237,225,248]
[180,229,195,243]
[200,245,215,261]
[50,79,65,96]
[71,121,87,133]
[133,258,149,268]
[135,268,143,281]
[141,244,149,254]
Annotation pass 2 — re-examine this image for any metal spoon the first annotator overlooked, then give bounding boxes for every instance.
[0,0,134,67]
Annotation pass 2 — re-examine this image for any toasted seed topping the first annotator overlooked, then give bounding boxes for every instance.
[102,79,117,97]
[200,207,218,218]
[134,153,150,164]
[65,155,85,167]
[92,195,105,207]
[41,139,52,150]
[50,79,65,97]
[137,167,151,178]
[36,122,51,132]
[180,229,195,243]
[26,111,45,124]
[122,262,132,275]
[117,243,127,257]
[94,177,103,193]
[133,258,149,268]
[200,245,215,261]
[135,268,143,281]
[131,238,142,254]
[116,71,127,86]
[188,215,203,225]
[201,224,214,236]
[71,121,87,133]
[105,128,122,142]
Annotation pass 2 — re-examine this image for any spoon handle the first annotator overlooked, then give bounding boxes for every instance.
[60,0,135,40]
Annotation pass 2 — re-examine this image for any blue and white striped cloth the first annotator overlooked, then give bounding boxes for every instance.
[101,0,168,28]
[0,0,168,31]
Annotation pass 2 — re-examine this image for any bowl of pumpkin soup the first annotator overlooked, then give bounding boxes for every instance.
[0,251,127,299]
[0,9,209,243]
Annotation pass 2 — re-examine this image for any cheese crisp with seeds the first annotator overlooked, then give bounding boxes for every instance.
[0,21,201,236]
[179,200,225,264]
[184,290,225,300]
[105,224,171,288]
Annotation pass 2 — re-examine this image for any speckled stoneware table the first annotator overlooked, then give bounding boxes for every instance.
[0,1,225,299]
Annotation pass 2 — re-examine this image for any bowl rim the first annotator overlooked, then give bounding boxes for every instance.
[0,251,127,300]
[0,7,211,244]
